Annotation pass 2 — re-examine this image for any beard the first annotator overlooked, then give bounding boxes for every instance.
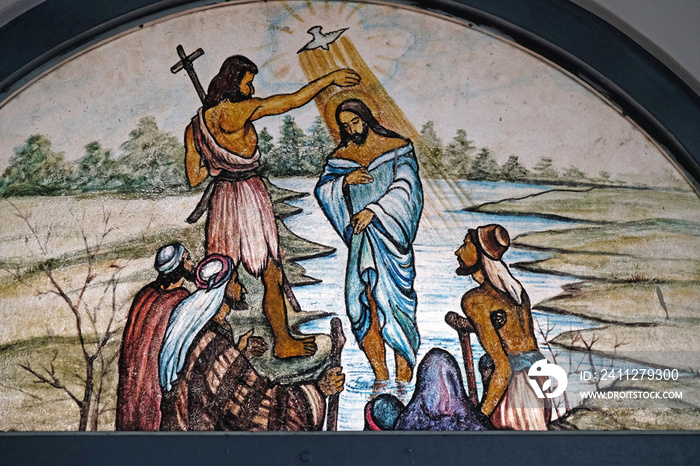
[182,267,196,283]
[350,125,370,145]
[456,259,481,276]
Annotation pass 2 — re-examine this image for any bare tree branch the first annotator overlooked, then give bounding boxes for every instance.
[0,381,42,400]
[7,200,48,256]
[19,362,82,407]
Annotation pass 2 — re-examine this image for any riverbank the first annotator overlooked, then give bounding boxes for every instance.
[0,179,336,430]
[467,184,700,429]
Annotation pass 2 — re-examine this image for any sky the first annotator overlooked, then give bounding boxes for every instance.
[0,0,685,182]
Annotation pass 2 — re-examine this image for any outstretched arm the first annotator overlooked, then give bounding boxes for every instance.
[250,69,360,121]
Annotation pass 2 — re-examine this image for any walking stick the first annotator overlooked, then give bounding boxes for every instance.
[326,317,346,431]
[445,311,478,406]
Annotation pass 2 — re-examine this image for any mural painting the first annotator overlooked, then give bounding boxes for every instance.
[0,1,699,432]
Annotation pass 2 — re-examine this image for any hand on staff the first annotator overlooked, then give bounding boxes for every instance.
[317,366,345,397]
[344,169,373,187]
[351,209,375,234]
[328,69,361,87]
[236,329,268,359]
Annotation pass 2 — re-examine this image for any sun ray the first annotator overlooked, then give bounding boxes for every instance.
[370,65,389,77]
[338,1,348,15]
[260,53,286,69]
[280,1,305,23]
[275,64,292,80]
[305,0,316,15]
[250,42,277,51]
[346,3,365,20]
[375,54,398,62]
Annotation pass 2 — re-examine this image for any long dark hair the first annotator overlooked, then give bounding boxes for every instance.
[335,99,406,147]
[204,55,258,109]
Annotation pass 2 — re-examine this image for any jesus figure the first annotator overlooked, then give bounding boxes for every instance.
[315,99,424,382]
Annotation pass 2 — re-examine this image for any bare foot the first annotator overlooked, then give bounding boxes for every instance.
[274,335,317,358]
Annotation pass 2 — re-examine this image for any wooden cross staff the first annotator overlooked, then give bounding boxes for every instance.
[171,44,206,103]
[445,311,479,406]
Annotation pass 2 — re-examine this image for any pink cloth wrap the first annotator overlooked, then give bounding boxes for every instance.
[191,109,279,277]
[490,370,549,431]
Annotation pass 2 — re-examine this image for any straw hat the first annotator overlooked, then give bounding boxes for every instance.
[476,224,510,260]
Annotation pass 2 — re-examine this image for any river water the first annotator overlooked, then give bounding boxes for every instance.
[272,178,642,430]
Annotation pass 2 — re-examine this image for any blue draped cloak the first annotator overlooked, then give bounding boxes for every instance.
[315,143,423,368]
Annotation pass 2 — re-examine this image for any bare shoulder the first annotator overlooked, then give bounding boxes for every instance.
[333,134,409,165]
[208,99,263,130]
[332,144,350,159]
[461,287,490,318]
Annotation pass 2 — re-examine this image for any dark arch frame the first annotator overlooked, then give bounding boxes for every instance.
[1,0,699,464]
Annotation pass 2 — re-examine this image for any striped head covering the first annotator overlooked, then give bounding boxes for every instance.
[159,254,233,391]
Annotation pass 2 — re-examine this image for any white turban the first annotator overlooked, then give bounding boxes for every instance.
[155,244,185,275]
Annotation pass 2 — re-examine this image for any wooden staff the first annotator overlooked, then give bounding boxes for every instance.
[326,317,346,431]
[445,311,478,406]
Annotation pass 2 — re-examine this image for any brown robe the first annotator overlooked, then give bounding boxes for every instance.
[160,322,326,431]
[116,283,190,431]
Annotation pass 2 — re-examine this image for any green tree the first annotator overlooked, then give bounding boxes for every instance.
[300,117,335,176]
[118,116,186,192]
[532,157,558,180]
[500,155,530,182]
[257,126,276,175]
[468,148,501,181]
[267,115,306,176]
[416,121,443,173]
[598,171,611,183]
[0,134,74,196]
[442,129,476,177]
[563,165,586,181]
[258,127,275,156]
[73,141,121,191]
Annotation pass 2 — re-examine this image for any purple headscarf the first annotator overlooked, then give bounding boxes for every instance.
[394,348,493,431]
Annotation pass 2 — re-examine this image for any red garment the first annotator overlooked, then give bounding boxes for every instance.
[116,283,189,431]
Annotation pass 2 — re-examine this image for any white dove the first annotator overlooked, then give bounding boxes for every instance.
[297,26,348,53]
